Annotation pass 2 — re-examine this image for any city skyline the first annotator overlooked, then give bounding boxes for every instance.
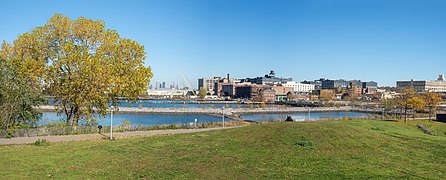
[2,0,446,86]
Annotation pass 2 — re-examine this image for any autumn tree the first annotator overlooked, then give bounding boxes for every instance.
[397,88,416,122]
[199,87,207,99]
[1,14,152,126]
[406,96,426,120]
[422,92,443,121]
[0,58,44,129]
[319,90,334,102]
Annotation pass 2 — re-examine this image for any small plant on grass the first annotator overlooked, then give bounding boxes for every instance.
[295,137,315,149]
[34,139,49,146]
[371,126,384,131]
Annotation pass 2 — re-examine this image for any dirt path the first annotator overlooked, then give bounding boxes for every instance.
[0,127,240,145]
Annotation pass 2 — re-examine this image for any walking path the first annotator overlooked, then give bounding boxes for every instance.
[0,126,240,145]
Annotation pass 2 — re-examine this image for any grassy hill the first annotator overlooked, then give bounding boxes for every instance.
[1,120,446,179]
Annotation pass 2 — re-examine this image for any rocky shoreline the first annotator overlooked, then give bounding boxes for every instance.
[36,105,385,116]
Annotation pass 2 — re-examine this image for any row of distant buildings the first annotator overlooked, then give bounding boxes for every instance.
[396,74,446,93]
[147,72,446,101]
[198,70,379,102]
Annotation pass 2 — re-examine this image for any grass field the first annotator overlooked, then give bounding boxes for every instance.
[1,119,446,179]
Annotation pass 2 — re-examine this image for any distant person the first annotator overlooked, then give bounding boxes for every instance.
[285,115,294,122]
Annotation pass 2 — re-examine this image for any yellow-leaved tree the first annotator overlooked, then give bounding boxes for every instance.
[422,92,443,121]
[1,14,152,126]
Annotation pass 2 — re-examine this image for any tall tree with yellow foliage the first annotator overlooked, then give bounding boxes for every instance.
[1,14,152,126]
[422,92,443,121]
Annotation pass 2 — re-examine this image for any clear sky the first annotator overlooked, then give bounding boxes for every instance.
[1,0,446,87]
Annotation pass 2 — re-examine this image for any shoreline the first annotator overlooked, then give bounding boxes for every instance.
[36,106,385,115]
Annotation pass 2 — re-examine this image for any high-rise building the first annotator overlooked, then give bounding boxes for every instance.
[198,77,222,95]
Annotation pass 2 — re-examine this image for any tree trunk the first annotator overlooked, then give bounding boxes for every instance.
[404,107,407,123]
[429,108,432,121]
[72,106,80,126]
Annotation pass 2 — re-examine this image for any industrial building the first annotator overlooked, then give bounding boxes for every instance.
[397,75,446,92]
[243,70,292,86]
[283,81,315,92]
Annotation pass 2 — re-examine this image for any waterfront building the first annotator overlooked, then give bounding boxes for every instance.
[362,81,378,94]
[260,88,276,103]
[283,81,315,92]
[235,85,258,99]
[146,89,189,98]
[221,84,235,97]
[397,75,446,92]
[301,79,323,90]
[242,70,292,86]
[235,84,271,101]
[198,77,222,95]
[321,79,350,89]
[287,91,311,101]
[271,86,294,101]
[213,74,234,97]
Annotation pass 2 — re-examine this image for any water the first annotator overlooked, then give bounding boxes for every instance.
[39,111,374,127]
[47,99,248,108]
[40,112,227,127]
[240,112,374,122]
[116,100,248,108]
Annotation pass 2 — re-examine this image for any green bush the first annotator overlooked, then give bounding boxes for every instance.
[123,120,131,126]
[296,137,315,148]
[34,139,49,146]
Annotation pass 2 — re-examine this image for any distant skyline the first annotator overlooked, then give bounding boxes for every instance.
[1,0,446,87]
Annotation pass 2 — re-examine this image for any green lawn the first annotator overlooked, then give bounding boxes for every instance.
[1,120,446,179]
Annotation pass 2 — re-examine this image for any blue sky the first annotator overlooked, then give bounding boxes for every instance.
[1,0,446,87]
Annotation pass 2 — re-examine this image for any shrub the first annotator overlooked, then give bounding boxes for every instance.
[123,120,131,126]
[296,137,315,148]
[34,139,49,146]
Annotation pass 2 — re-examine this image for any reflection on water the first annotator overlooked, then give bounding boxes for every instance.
[47,99,249,109]
[40,112,227,126]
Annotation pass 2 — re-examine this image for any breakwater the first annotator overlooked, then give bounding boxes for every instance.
[37,105,385,115]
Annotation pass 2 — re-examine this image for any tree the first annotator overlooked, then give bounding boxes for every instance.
[319,90,334,102]
[0,59,44,129]
[199,87,207,99]
[422,92,443,121]
[398,89,416,122]
[406,96,426,120]
[1,14,152,126]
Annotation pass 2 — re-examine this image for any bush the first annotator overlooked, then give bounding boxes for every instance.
[123,120,131,126]
[34,139,49,146]
[296,137,315,148]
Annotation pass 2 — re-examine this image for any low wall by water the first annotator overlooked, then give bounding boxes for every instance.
[37,105,390,115]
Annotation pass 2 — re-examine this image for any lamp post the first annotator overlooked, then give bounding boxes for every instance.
[222,107,225,128]
[110,106,114,140]
[308,108,311,121]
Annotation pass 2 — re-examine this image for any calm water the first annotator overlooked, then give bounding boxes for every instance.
[40,111,374,127]
[116,100,248,108]
[47,99,248,108]
[240,112,374,122]
[40,112,227,126]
